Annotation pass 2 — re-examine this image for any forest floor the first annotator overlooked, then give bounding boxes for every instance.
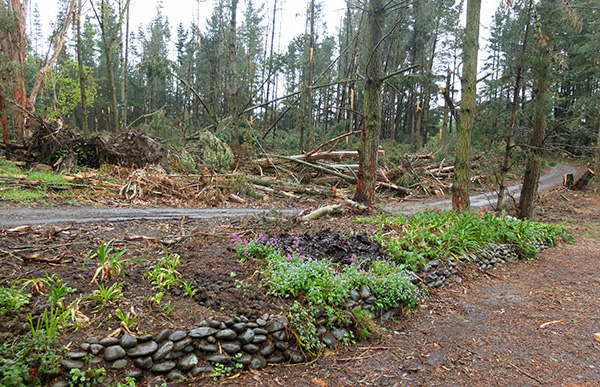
[0,174,599,386]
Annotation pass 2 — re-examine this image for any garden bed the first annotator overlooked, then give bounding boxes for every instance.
[0,204,572,386]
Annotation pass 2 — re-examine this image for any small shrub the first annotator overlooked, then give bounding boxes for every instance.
[83,240,139,283]
[0,332,63,386]
[0,286,30,314]
[145,248,182,289]
[68,367,106,387]
[288,301,325,356]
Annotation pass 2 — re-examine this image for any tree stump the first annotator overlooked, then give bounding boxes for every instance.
[563,173,574,188]
[574,168,595,190]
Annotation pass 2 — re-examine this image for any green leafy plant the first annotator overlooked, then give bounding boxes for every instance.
[0,285,30,313]
[209,355,243,381]
[83,240,139,283]
[145,248,182,289]
[161,300,173,316]
[288,301,324,356]
[232,234,422,315]
[18,272,75,309]
[341,330,356,346]
[182,281,198,298]
[108,377,137,387]
[68,367,106,387]
[0,332,63,386]
[114,309,137,332]
[29,306,72,339]
[82,282,123,308]
[352,308,380,341]
[145,291,165,307]
[359,210,573,269]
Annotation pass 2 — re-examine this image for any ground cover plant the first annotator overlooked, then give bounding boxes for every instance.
[359,210,574,271]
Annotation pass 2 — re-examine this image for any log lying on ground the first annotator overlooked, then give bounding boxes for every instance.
[257,150,385,166]
[300,204,342,221]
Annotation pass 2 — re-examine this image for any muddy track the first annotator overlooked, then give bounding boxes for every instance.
[0,164,578,228]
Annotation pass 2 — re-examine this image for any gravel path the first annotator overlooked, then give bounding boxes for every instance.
[0,164,578,227]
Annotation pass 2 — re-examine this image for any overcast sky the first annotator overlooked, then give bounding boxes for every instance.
[32,0,348,53]
[32,0,500,54]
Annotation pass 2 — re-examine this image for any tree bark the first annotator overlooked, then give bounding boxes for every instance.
[519,47,550,219]
[1,93,8,144]
[76,0,89,135]
[301,0,316,152]
[353,0,385,204]
[496,0,531,212]
[452,0,481,212]
[7,0,29,141]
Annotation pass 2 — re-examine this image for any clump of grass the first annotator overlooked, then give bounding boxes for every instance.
[145,248,183,289]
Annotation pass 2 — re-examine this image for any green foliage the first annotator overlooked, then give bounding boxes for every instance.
[68,367,106,387]
[0,333,63,386]
[108,377,137,387]
[18,272,75,309]
[29,306,71,339]
[233,234,422,313]
[181,281,198,298]
[145,248,182,289]
[83,240,138,283]
[209,354,243,381]
[114,309,137,330]
[145,292,173,316]
[288,301,324,355]
[352,308,380,341]
[0,286,30,314]
[48,59,97,119]
[360,210,573,271]
[197,131,235,171]
[231,232,278,261]
[82,282,123,308]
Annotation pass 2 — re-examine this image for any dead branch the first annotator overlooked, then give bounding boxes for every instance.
[300,204,343,221]
[305,131,361,157]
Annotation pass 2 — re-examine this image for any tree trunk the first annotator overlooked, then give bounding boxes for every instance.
[595,104,600,174]
[452,0,481,212]
[496,2,531,211]
[29,0,76,112]
[6,0,29,141]
[519,47,550,219]
[121,2,130,128]
[301,0,316,152]
[1,93,8,144]
[353,0,385,205]
[76,0,89,135]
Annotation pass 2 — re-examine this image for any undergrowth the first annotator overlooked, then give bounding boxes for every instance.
[231,233,422,312]
[358,210,573,271]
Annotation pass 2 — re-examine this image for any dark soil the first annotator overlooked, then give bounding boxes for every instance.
[1,187,599,386]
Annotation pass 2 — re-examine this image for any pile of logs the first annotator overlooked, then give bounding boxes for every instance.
[245,132,484,200]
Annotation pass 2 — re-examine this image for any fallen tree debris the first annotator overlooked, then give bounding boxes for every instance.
[300,204,343,221]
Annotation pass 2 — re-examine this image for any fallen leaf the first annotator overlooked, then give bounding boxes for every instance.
[313,378,328,387]
[323,349,336,358]
[594,332,600,342]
